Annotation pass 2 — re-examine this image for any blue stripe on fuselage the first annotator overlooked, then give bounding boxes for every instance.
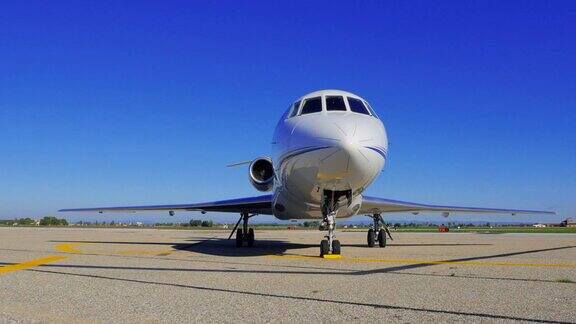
[277,146,332,167]
[365,146,387,159]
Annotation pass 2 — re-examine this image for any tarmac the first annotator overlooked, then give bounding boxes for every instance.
[0,227,575,323]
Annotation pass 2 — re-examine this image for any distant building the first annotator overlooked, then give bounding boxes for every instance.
[533,223,546,228]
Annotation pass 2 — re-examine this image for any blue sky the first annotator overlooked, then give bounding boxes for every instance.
[1,1,574,224]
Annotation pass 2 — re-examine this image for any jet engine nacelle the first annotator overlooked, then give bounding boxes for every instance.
[249,157,275,192]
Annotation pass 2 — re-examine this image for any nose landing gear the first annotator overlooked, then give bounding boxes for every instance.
[320,210,341,256]
[319,190,350,257]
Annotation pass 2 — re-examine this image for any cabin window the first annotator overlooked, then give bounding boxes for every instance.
[325,96,347,111]
[300,97,322,115]
[347,97,370,115]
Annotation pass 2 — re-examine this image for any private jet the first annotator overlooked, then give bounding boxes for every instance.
[61,90,555,256]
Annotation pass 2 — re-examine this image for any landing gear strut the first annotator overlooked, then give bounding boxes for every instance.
[367,214,393,248]
[320,210,340,256]
[319,190,349,257]
[228,212,255,247]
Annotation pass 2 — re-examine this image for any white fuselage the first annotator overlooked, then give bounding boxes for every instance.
[270,90,388,220]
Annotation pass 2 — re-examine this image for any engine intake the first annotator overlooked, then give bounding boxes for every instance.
[249,158,274,192]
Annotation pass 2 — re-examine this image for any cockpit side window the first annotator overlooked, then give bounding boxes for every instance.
[288,100,301,118]
[300,97,322,115]
[364,101,379,119]
[347,97,370,115]
[326,96,347,111]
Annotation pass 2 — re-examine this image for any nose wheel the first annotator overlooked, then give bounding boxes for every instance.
[320,238,340,256]
[320,239,329,256]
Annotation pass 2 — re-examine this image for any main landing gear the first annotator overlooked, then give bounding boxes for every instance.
[228,212,255,247]
[367,214,393,248]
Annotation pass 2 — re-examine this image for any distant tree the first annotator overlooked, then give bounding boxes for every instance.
[302,221,320,228]
[16,218,35,225]
[39,216,68,226]
[40,216,54,226]
[155,222,176,226]
[201,220,213,227]
[190,219,203,227]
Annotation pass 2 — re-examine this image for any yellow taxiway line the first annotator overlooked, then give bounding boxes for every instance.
[0,256,67,275]
[322,254,342,259]
[54,243,83,254]
[54,243,172,257]
[272,255,576,268]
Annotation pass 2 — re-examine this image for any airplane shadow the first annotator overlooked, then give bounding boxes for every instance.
[50,238,494,257]
[51,239,318,257]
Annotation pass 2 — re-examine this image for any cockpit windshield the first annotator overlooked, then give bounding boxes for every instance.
[286,92,379,119]
[300,97,322,115]
[347,97,370,115]
[326,96,347,111]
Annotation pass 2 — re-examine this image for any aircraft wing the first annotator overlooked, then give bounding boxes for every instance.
[59,195,274,215]
[359,196,555,216]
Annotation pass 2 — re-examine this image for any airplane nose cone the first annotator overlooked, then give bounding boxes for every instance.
[336,137,363,170]
[287,115,386,190]
[315,139,378,192]
[312,122,381,187]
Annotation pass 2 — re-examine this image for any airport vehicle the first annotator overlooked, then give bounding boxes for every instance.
[61,90,555,256]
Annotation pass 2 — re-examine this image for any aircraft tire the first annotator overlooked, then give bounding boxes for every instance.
[247,228,255,247]
[378,229,386,247]
[236,229,243,247]
[367,229,375,247]
[332,240,341,255]
[320,239,330,256]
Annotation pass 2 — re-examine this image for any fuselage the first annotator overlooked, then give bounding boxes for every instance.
[271,90,388,220]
